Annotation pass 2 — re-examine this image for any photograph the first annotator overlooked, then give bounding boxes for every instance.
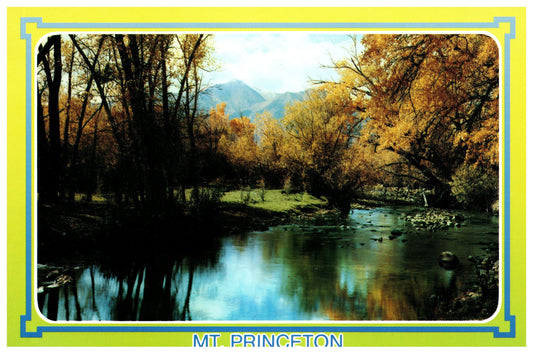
[36,32,500,322]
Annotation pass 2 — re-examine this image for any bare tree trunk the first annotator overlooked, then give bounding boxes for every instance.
[38,35,62,201]
[37,87,50,200]
[85,108,102,202]
[62,48,75,199]
[66,37,104,200]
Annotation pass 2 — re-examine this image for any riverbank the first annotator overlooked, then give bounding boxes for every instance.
[37,189,333,260]
[37,188,491,260]
[436,244,499,320]
[217,189,336,233]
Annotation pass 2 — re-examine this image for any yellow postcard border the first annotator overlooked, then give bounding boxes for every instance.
[6,7,526,347]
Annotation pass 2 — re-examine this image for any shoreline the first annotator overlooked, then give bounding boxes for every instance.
[37,194,334,263]
[37,190,497,260]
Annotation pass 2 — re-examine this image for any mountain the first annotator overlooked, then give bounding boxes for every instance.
[254,91,305,119]
[251,86,279,101]
[199,80,266,117]
[198,80,306,121]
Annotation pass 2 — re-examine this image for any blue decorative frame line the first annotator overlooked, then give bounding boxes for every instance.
[19,16,516,340]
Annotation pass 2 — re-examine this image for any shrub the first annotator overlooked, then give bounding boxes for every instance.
[281,177,304,195]
[258,179,266,202]
[192,186,224,216]
[240,187,253,204]
[451,165,498,211]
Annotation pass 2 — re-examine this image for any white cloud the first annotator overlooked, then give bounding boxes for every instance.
[206,33,354,93]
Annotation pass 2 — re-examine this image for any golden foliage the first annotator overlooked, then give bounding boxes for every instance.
[338,34,499,193]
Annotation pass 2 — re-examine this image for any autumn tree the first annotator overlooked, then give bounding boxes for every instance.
[198,103,259,186]
[68,34,137,207]
[36,34,122,205]
[223,115,258,185]
[173,34,214,202]
[71,34,214,210]
[204,102,230,150]
[195,102,232,182]
[335,34,499,207]
[63,36,107,201]
[38,33,217,220]
[112,34,170,211]
[279,85,366,213]
[255,111,288,187]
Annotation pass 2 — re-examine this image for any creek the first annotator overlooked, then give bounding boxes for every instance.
[38,206,499,321]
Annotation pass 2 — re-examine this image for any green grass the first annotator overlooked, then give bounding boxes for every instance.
[221,189,326,213]
[67,188,326,214]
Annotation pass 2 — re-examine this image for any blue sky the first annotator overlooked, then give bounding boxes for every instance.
[206,33,355,93]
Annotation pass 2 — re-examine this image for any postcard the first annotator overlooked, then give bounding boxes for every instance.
[5,6,526,347]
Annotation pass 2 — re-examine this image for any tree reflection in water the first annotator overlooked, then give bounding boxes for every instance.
[39,236,222,321]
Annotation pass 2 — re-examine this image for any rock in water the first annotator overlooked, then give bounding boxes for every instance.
[390,229,403,236]
[402,209,467,231]
[438,251,459,270]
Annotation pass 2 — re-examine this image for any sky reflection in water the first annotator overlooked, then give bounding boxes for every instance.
[39,207,499,321]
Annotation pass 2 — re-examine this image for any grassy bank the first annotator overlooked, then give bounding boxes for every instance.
[221,189,326,213]
[215,189,332,234]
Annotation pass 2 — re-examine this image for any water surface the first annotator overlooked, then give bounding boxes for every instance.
[38,206,499,321]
